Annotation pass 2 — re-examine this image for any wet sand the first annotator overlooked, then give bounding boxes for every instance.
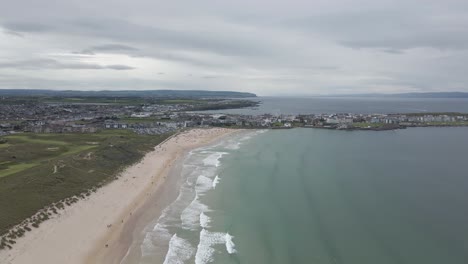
[0,128,239,264]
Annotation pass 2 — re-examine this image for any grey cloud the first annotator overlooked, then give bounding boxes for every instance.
[105,64,135,70]
[339,31,468,51]
[3,29,24,37]
[289,8,468,52]
[3,22,51,33]
[91,44,139,51]
[202,75,220,79]
[381,49,404,54]
[72,50,95,55]
[0,75,226,91]
[1,0,468,94]
[74,43,139,55]
[2,18,270,57]
[0,58,135,70]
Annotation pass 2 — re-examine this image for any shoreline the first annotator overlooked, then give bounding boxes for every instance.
[118,156,187,264]
[0,128,240,264]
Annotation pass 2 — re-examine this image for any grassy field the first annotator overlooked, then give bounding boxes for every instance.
[41,96,147,105]
[0,143,10,149]
[0,130,171,248]
[352,122,385,128]
[160,99,200,104]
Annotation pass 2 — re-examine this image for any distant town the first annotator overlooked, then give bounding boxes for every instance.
[1,95,468,137]
[1,92,468,251]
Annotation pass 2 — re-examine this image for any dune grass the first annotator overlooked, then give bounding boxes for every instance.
[0,130,172,246]
[5,135,69,145]
[0,163,39,178]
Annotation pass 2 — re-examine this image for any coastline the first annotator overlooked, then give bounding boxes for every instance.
[115,155,188,264]
[0,128,239,264]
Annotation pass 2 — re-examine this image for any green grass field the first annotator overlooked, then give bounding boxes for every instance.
[0,130,172,245]
[352,122,385,128]
[160,99,200,104]
[0,143,10,149]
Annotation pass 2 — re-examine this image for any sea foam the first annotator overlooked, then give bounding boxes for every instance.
[225,233,237,254]
[141,153,204,258]
[181,174,218,230]
[195,229,237,264]
[202,152,228,167]
[163,234,195,264]
[143,138,241,262]
[225,141,241,150]
[200,212,211,228]
[212,175,220,189]
[181,195,209,230]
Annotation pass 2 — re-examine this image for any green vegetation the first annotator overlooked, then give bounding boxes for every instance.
[0,95,259,109]
[352,122,385,128]
[0,89,256,98]
[42,96,147,105]
[0,143,10,149]
[160,99,200,104]
[189,100,258,111]
[5,135,69,145]
[272,122,283,127]
[0,130,171,248]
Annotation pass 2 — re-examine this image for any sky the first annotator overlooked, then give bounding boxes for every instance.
[0,0,468,95]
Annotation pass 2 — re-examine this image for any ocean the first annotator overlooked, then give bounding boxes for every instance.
[134,127,468,264]
[200,96,468,115]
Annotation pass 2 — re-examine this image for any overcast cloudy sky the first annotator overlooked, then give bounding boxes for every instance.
[1,0,468,95]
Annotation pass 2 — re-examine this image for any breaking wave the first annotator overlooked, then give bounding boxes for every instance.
[212,175,220,189]
[163,234,196,264]
[195,229,237,264]
[225,233,237,254]
[202,151,228,167]
[181,195,210,230]
[200,212,211,229]
[139,130,263,263]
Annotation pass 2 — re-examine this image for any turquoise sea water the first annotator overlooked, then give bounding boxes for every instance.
[139,127,468,264]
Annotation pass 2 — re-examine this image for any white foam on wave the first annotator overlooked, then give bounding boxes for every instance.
[141,157,204,257]
[181,195,209,230]
[141,214,173,256]
[200,212,211,228]
[225,233,237,254]
[195,229,226,264]
[195,229,237,264]
[181,174,219,230]
[163,234,195,264]
[225,141,241,150]
[195,175,213,194]
[151,222,172,237]
[240,135,252,141]
[202,152,228,167]
[212,175,220,189]
[141,145,237,261]
[240,130,267,142]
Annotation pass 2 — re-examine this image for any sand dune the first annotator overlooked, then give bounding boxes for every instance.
[0,128,237,264]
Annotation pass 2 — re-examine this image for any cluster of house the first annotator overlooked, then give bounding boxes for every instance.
[308,113,468,130]
[1,102,468,136]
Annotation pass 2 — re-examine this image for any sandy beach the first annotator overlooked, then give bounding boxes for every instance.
[0,128,238,264]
